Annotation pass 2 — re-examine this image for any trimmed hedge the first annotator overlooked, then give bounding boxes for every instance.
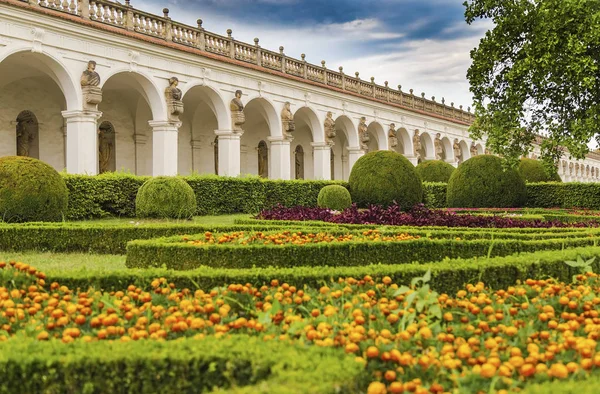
[0,223,328,254]
[0,156,68,222]
[125,232,600,270]
[136,177,197,219]
[63,174,346,220]
[36,246,600,296]
[0,336,365,394]
[317,185,352,211]
[447,155,526,208]
[415,160,455,182]
[348,151,423,209]
[518,158,561,182]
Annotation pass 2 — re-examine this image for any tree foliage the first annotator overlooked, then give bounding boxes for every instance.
[464,0,600,170]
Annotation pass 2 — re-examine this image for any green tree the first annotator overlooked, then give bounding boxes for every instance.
[464,0,600,170]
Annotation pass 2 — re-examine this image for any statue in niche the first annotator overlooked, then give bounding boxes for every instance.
[569,162,573,175]
[562,160,567,174]
[470,142,478,157]
[388,123,398,151]
[257,140,268,178]
[98,123,114,174]
[230,90,245,133]
[575,163,580,176]
[453,138,462,164]
[165,77,184,122]
[413,130,422,161]
[358,117,369,152]
[324,112,336,145]
[80,60,102,110]
[434,133,444,160]
[16,111,37,157]
[295,145,304,179]
[281,102,295,139]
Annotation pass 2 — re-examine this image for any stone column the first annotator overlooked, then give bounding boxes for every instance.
[312,142,331,180]
[407,156,419,166]
[62,110,102,174]
[341,154,349,181]
[149,120,180,176]
[347,147,364,176]
[268,136,292,180]
[215,130,241,177]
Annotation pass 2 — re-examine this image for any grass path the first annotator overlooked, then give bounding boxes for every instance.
[0,252,126,272]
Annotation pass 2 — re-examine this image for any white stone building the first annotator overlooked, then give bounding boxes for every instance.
[0,0,598,182]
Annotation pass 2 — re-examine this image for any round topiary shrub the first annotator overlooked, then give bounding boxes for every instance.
[519,158,562,182]
[136,176,197,219]
[415,160,456,183]
[0,156,68,222]
[348,150,423,209]
[317,185,352,211]
[446,155,526,208]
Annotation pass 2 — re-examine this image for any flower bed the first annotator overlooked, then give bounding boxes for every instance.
[183,229,419,246]
[2,261,600,393]
[256,204,600,228]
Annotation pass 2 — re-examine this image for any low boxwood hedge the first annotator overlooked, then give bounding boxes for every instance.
[34,246,600,296]
[125,231,600,270]
[0,335,365,394]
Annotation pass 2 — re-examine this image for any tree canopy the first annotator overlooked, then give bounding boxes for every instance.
[464,0,600,169]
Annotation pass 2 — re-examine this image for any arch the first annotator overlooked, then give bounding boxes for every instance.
[100,69,166,120]
[441,137,453,162]
[244,96,282,137]
[181,84,230,131]
[333,115,359,147]
[419,132,434,160]
[294,145,305,179]
[98,120,116,173]
[396,127,412,156]
[257,140,269,178]
[294,106,324,142]
[475,143,484,155]
[367,121,387,151]
[0,48,80,110]
[15,110,39,159]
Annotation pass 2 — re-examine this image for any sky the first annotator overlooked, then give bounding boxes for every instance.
[135,0,491,111]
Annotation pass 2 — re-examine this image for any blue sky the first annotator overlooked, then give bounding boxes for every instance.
[136,0,490,110]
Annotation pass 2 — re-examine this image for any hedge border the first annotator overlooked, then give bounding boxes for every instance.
[125,232,600,270]
[30,246,600,296]
[0,335,365,394]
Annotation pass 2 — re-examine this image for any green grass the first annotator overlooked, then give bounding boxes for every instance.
[0,252,126,272]
[68,214,252,226]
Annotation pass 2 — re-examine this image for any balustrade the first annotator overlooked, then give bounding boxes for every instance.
[17,0,474,124]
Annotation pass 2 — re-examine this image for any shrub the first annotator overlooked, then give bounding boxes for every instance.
[317,185,352,211]
[415,160,455,182]
[348,151,422,209]
[136,177,197,219]
[518,158,561,182]
[446,155,526,208]
[0,156,68,222]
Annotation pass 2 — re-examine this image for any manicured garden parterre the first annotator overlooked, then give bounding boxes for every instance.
[3,154,600,393]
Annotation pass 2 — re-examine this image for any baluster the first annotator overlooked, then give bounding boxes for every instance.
[139,16,147,33]
[89,2,96,19]
[61,0,68,11]
[95,3,102,20]
[133,14,141,31]
[52,0,60,9]
[69,0,76,13]
[116,8,123,25]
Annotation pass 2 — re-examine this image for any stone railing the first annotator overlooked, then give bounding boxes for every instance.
[18,0,475,124]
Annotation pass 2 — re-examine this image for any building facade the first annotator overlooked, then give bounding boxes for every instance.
[1,0,598,181]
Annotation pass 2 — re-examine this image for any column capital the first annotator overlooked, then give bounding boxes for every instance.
[268,136,292,145]
[148,120,182,130]
[215,129,242,139]
[61,110,102,121]
[311,141,332,150]
[347,146,365,154]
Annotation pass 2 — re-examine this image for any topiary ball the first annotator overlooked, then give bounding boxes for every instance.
[317,185,352,211]
[446,155,526,208]
[518,158,562,182]
[415,160,455,183]
[136,176,197,219]
[0,156,68,222]
[348,150,423,209]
